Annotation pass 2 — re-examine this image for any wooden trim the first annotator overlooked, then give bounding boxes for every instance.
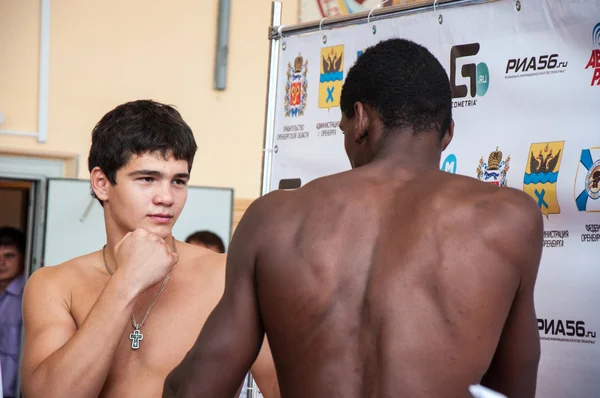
[0,180,33,189]
[233,198,256,233]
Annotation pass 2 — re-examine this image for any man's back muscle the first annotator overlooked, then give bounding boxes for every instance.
[255,167,541,397]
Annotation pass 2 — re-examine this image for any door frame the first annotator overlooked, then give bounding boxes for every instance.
[0,156,66,398]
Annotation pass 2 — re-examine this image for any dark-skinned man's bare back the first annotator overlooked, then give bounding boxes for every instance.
[256,165,543,398]
[163,38,543,398]
[164,165,543,398]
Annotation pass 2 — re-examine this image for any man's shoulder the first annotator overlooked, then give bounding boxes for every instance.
[438,173,540,224]
[473,185,542,227]
[25,253,97,298]
[436,175,542,247]
[238,190,298,230]
[250,176,336,217]
[176,242,227,281]
[467,185,543,265]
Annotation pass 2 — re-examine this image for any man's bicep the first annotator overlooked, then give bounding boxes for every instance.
[166,199,268,395]
[164,196,278,397]
[222,199,264,332]
[21,270,77,380]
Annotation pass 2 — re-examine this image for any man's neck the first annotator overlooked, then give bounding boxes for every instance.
[371,130,442,169]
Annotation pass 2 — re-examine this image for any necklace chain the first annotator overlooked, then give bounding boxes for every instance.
[102,239,175,330]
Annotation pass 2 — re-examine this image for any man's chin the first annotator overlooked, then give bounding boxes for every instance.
[138,224,174,239]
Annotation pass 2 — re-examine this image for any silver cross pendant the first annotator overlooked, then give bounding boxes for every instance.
[130,328,144,350]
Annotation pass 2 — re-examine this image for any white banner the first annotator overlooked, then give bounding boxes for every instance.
[268,0,600,396]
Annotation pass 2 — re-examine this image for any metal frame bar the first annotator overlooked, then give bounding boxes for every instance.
[214,0,232,90]
[260,1,283,196]
[0,0,51,142]
[37,0,51,143]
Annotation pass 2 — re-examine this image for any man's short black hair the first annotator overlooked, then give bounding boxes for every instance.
[185,230,226,253]
[340,38,452,138]
[87,99,198,202]
[0,226,26,256]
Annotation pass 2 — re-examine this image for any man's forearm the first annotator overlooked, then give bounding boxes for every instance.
[24,274,138,397]
[164,348,248,398]
[163,311,261,398]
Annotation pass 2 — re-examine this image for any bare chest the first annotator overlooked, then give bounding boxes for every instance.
[71,273,223,396]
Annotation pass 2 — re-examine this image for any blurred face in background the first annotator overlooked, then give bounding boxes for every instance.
[0,244,24,286]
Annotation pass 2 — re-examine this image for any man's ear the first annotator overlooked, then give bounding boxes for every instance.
[441,119,455,151]
[90,166,110,202]
[352,102,369,144]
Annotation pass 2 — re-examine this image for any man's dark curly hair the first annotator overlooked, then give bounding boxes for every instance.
[87,99,197,203]
[340,38,452,139]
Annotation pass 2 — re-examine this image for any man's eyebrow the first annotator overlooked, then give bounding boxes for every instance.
[128,170,190,179]
[128,170,163,177]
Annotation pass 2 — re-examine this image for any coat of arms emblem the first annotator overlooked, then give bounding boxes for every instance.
[284,54,308,117]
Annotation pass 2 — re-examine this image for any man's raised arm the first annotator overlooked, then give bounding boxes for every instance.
[21,229,177,397]
[163,199,267,398]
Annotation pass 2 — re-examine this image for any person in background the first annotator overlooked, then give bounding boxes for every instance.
[185,230,225,254]
[0,226,26,398]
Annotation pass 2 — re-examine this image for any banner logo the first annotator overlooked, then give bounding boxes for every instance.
[476,147,510,186]
[538,318,596,344]
[450,43,489,108]
[575,147,600,212]
[523,142,564,218]
[505,54,568,79]
[441,154,457,174]
[585,22,600,86]
[284,54,308,117]
[319,45,344,109]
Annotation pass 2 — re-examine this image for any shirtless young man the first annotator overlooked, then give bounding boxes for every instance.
[164,39,543,398]
[20,100,278,397]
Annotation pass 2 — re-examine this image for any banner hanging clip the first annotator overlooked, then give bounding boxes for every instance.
[368,0,390,33]
[319,17,328,43]
[434,0,443,24]
[263,146,278,154]
[278,24,287,49]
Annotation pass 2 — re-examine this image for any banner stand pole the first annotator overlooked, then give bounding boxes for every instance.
[260,1,283,196]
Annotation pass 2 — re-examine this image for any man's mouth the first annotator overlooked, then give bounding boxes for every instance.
[148,214,173,223]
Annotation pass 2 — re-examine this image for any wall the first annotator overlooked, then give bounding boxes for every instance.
[0,0,299,204]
